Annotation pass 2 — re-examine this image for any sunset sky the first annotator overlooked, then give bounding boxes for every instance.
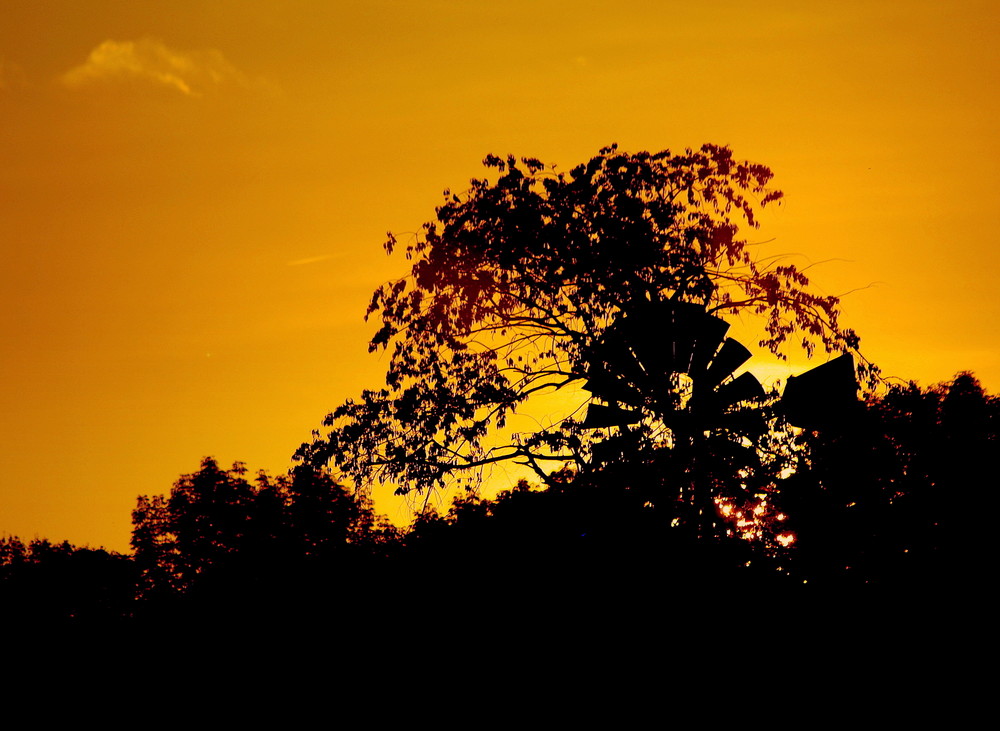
[2,0,998,552]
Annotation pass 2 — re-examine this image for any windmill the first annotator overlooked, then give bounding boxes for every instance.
[580,298,859,535]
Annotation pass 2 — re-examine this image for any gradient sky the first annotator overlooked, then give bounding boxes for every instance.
[2,0,998,551]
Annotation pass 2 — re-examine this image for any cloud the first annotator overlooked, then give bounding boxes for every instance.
[287,254,340,267]
[61,39,246,96]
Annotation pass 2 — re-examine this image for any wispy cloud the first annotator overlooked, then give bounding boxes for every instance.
[287,254,340,267]
[61,39,246,96]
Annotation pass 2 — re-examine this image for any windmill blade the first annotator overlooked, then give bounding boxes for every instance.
[688,370,764,423]
[622,300,730,379]
[584,322,647,399]
[582,403,643,429]
[582,361,642,404]
[701,338,753,389]
[713,371,766,409]
[590,438,626,465]
[590,431,644,464]
[621,301,682,375]
[686,312,731,378]
[654,301,730,376]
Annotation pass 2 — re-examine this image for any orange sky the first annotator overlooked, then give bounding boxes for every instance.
[2,1,998,552]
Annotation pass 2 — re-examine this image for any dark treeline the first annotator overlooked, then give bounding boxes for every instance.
[2,372,995,625]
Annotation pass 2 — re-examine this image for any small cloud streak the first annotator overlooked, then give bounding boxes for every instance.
[61,39,246,96]
[287,254,339,267]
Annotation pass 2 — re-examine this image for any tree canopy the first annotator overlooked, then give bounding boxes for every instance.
[131,457,397,602]
[298,144,869,496]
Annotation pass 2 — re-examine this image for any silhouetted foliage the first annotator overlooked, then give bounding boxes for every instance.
[132,457,399,614]
[3,370,991,625]
[0,536,135,623]
[396,473,799,613]
[299,145,871,504]
[776,372,998,587]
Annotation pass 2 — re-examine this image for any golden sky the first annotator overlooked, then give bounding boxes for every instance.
[2,0,998,551]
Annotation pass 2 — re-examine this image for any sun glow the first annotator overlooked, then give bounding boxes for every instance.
[715,494,795,550]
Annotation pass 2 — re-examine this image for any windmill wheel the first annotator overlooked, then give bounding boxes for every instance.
[581,300,766,443]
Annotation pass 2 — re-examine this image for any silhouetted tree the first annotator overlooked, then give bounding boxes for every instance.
[397,468,795,612]
[776,372,998,586]
[0,535,134,623]
[170,457,254,589]
[132,457,399,609]
[298,144,870,507]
